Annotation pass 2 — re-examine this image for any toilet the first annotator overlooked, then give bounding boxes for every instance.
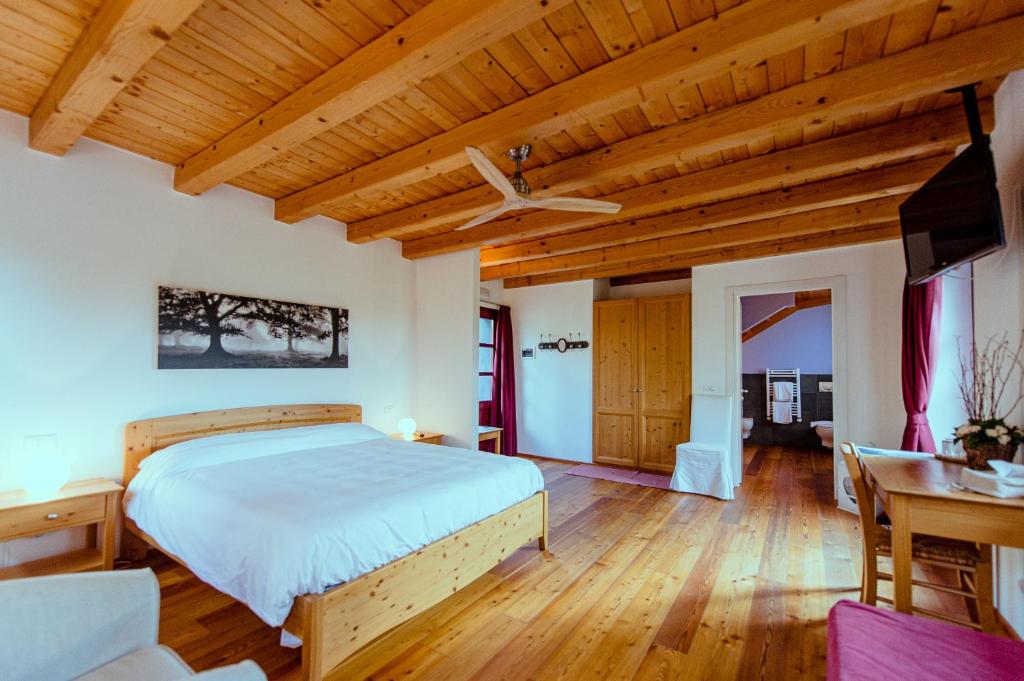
[741,417,754,440]
[811,420,834,448]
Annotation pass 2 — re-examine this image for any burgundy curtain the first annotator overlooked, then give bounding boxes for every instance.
[900,277,943,452]
[492,305,518,456]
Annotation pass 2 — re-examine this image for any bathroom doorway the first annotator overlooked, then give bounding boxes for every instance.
[739,290,834,450]
[725,277,853,512]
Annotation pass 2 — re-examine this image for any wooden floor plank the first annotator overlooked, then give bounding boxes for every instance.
[138,445,981,680]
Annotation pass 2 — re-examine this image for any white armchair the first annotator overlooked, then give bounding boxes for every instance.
[670,394,736,500]
[0,568,266,681]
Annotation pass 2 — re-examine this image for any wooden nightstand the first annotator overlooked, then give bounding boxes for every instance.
[0,479,123,580]
[392,432,444,445]
[478,426,503,454]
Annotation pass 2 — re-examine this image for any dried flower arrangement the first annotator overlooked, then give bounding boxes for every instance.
[955,332,1024,470]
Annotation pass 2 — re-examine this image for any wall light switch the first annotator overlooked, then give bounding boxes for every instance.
[383,405,395,415]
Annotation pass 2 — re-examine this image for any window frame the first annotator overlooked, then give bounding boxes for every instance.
[479,306,497,426]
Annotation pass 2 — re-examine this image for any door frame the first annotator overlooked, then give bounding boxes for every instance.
[724,275,852,511]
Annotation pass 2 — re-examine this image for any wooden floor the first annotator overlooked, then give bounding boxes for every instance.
[139,445,964,680]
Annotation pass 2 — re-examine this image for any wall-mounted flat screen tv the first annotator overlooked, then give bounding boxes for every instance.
[900,140,1005,284]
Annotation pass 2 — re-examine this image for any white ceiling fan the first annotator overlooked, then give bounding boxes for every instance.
[456,144,622,231]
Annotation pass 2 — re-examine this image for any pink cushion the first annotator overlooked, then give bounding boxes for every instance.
[828,600,1024,681]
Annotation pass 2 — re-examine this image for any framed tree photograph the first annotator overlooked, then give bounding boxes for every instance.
[157,286,348,369]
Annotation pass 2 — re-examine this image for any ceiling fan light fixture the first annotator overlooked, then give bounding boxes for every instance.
[457,144,621,232]
[507,144,532,162]
[507,144,532,195]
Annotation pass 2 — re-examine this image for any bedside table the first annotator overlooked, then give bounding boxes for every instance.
[478,426,503,454]
[0,478,123,580]
[392,432,445,445]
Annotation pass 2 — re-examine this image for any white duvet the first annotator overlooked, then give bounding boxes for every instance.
[124,423,544,627]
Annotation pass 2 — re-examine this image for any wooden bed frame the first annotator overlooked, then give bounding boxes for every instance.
[122,404,548,681]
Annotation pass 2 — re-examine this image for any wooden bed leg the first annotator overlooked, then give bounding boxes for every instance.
[538,490,549,551]
[121,528,149,562]
[300,598,325,681]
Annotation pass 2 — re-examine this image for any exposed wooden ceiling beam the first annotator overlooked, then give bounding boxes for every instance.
[503,222,902,288]
[479,156,945,267]
[172,0,573,196]
[482,195,904,281]
[795,289,832,309]
[609,269,693,287]
[273,0,921,224]
[350,13,1023,245]
[29,0,204,155]
[402,103,988,259]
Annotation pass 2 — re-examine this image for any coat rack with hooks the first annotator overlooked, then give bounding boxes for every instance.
[537,332,589,353]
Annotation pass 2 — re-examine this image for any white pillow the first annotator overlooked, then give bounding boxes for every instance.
[136,422,386,477]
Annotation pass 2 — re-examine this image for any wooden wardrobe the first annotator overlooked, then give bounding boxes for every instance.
[593,294,692,473]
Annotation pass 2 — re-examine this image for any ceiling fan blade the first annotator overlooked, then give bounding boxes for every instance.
[465,146,517,200]
[454,203,512,231]
[525,196,623,214]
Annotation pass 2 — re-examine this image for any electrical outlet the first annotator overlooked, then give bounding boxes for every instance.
[701,384,717,393]
[383,405,395,416]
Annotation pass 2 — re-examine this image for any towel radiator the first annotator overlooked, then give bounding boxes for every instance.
[766,369,801,422]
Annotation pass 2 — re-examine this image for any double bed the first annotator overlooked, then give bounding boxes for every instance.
[121,404,548,681]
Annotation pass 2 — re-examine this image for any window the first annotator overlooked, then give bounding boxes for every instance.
[479,307,497,425]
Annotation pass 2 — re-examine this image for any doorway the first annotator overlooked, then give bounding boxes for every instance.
[725,277,853,512]
[740,289,833,448]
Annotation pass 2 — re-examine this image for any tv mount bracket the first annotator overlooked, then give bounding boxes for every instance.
[946,83,986,145]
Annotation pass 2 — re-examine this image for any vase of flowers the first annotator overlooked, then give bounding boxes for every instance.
[955,420,1024,470]
[954,332,1024,470]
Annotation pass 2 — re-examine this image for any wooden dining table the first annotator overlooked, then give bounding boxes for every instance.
[861,456,1024,615]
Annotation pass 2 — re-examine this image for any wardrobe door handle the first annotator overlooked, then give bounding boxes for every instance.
[46,513,60,520]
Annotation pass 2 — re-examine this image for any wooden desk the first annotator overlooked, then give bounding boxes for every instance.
[862,457,1024,615]
[478,426,503,454]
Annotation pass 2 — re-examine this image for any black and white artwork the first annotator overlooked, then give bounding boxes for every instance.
[158,286,348,369]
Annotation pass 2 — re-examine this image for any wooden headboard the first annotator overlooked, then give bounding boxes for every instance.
[123,404,362,488]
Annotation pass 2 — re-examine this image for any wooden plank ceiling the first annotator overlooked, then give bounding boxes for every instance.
[2,0,1022,287]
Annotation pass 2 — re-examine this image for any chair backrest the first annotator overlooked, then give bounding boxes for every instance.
[690,395,733,445]
[852,445,934,461]
[840,441,879,549]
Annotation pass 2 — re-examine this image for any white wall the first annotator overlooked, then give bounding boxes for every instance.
[691,241,906,487]
[977,70,1024,634]
[502,281,594,461]
[413,250,481,449]
[0,110,419,565]
[741,304,833,374]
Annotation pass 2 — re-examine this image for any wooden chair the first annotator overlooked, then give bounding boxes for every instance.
[840,441,997,633]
